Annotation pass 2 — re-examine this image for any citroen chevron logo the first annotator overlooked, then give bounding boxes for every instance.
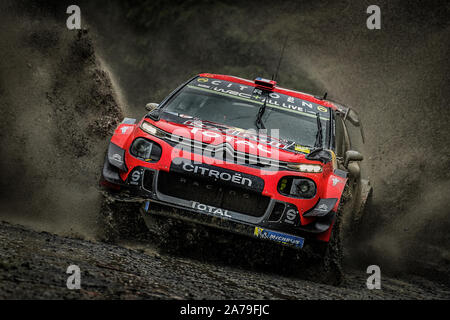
[204,143,234,160]
[214,143,234,158]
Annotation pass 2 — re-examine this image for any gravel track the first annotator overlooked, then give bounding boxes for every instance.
[1,221,448,300]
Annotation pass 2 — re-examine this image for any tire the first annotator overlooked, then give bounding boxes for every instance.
[348,180,373,240]
[320,213,344,285]
[307,200,344,285]
[352,180,373,229]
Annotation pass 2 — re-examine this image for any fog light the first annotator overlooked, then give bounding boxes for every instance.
[299,183,309,193]
[130,138,162,162]
[278,176,316,199]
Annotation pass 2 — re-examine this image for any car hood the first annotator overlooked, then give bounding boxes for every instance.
[146,117,315,163]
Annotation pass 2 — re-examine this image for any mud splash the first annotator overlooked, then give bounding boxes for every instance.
[0,3,124,239]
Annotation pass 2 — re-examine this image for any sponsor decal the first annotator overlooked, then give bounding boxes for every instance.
[191,201,232,218]
[111,153,123,163]
[170,158,265,192]
[331,177,341,186]
[129,170,141,185]
[131,171,140,181]
[183,162,251,187]
[186,121,289,152]
[284,208,297,224]
[317,203,329,212]
[188,79,331,120]
[120,126,131,134]
[294,144,311,154]
[254,227,304,248]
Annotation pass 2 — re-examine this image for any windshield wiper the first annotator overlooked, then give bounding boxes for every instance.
[255,92,269,129]
[314,112,323,149]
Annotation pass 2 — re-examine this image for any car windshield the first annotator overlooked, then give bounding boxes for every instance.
[160,78,330,148]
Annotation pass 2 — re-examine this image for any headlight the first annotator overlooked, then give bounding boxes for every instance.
[278,176,316,199]
[286,163,322,173]
[130,138,162,162]
[140,121,166,138]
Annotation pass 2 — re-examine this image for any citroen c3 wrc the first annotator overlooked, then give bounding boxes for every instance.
[100,73,371,266]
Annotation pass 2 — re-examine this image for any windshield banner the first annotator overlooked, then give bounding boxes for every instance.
[190,77,330,120]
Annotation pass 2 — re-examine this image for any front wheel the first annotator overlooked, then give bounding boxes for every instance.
[307,209,344,285]
[321,215,344,285]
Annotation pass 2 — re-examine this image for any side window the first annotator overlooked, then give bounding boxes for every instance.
[335,116,351,157]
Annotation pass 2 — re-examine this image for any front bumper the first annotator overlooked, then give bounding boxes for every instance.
[141,200,307,249]
[102,151,336,247]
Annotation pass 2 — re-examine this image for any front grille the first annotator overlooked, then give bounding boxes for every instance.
[157,171,270,217]
[143,170,155,191]
[268,202,285,222]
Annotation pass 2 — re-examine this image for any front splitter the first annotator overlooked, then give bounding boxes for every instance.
[141,199,305,249]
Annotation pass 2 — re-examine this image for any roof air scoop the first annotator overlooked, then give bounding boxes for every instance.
[254,77,276,91]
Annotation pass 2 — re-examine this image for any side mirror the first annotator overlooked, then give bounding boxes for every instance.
[344,150,363,167]
[345,109,360,126]
[145,103,159,112]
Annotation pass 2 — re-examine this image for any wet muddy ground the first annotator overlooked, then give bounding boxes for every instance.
[1,221,448,300]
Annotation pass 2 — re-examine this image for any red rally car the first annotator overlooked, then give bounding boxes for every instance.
[100,73,371,255]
